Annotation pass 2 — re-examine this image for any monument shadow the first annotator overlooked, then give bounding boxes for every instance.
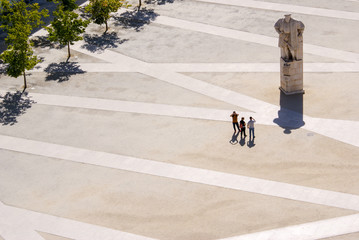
[273,91,304,134]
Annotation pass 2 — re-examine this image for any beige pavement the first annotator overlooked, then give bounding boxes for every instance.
[1,0,359,239]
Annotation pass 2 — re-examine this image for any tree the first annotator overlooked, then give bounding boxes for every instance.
[85,0,130,33]
[0,0,48,90]
[46,7,90,59]
[46,0,78,11]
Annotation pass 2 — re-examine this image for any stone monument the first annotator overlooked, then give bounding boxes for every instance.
[274,14,305,95]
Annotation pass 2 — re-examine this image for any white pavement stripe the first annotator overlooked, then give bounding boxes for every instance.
[70,43,279,114]
[221,214,359,240]
[304,117,359,150]
[0,203,45,240]
[26,92,256,123]
[154,16,359,63]
[0,201,156,240]
[218,213,359,240]
[156,62,359,72]
[3,90,359,147]
[0,226,45,240]
[31,62,359,73]
[36,41,359,148]
[196,0,359,21]
[138,64,359,148]
[1,134,359,212]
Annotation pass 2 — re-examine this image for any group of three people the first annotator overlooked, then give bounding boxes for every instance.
[230,111,256,140]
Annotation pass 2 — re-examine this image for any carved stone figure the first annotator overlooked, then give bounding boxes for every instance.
[275,14,305,95]
[274,14,305,62]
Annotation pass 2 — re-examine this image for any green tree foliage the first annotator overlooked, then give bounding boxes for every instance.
[0,0,48,90]
[46,7,89,59]
[47,0,78,11]
[85,0,130,33]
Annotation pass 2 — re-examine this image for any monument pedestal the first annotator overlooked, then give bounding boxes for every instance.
[280,58,304,95]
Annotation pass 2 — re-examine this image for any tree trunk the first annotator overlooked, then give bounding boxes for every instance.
[67,41,71,61]
[105,21,108,34]
[23,71,27,91]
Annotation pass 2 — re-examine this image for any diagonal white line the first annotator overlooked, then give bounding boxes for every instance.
[1,134,359,211]
[2,90,359,147]
[25,11,359,148]
[67,44,359,147]
[0,201,156,240]
[154,62,359,72]
[218,213,359,240]
[0,202,45,240]
[26,92,256,123]
[69,42,279,114]
[30,62,359,73]
[153,15,359,63]
[0,227,45,240]
[196,0,359,21]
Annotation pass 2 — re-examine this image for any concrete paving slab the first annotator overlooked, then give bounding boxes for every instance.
[322,232,359,240]
[151,0,359,55]
[38,232,73,240]
[1,106,358,195]
[183,72,359,121]
[254,0,359,12]
[196,0,359,20]
[0,151,356,240]
[104,21,339,63]
[112,24,283,63]
[0,72,240,110]
[151,15,359,62]
[0,0,359,238]
[219,213,359,240]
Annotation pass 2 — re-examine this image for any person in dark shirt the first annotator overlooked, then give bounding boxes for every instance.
[240,117,247,138]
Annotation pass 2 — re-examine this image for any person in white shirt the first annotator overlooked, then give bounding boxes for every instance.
[247,117,256,140]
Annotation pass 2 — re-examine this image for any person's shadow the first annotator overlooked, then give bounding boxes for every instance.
[229,132,239,145]
[239,134,246,146]
[247,139,255,148]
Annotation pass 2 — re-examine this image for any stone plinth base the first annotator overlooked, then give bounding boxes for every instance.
[280,58,304,94]
[279,87,305,95]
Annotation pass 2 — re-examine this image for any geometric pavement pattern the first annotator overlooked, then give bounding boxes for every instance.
[1,0,359,239]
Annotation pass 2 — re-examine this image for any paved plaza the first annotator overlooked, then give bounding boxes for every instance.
[1,0,359,239]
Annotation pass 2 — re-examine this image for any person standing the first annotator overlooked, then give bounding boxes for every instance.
[247,116,256,140]
[239,117,246,138]
[230,111,240,133]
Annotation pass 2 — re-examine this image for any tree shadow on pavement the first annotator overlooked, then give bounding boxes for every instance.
[44,62,85,82]
[0,91,36,126]
[31,36,64,49]
[0,63,6,74]
[81,32,128,53]
[145,0,181,5]
[114,8,158,32]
